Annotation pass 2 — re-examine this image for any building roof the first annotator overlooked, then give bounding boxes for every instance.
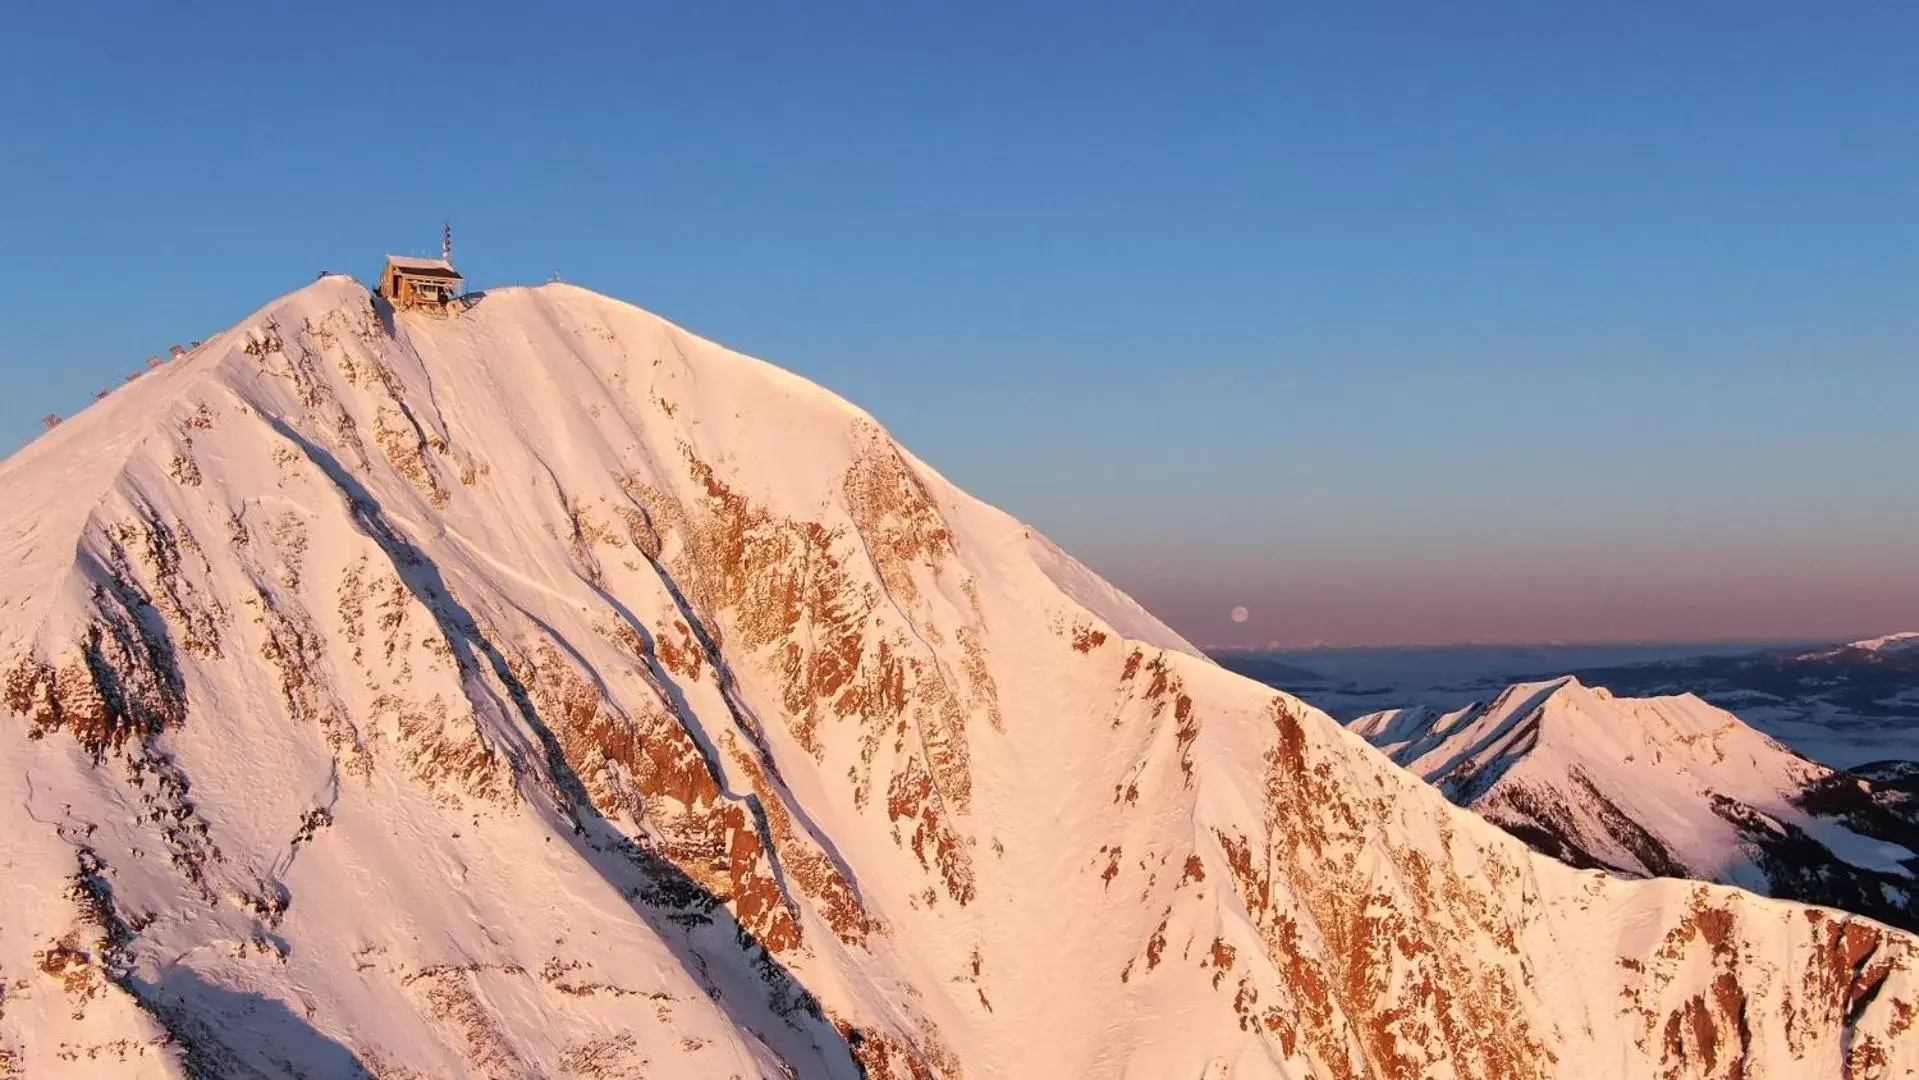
[383,255,463,279]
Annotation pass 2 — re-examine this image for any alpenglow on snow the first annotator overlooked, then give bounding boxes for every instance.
[0,274,1914,1078]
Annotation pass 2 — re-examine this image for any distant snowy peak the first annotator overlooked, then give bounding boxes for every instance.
[1799,631,1919,662]
[1857,631,1919,652]
[1350,675,1812,802]
[1353,678,1919,930]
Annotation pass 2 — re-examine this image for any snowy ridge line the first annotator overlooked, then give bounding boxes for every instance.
[1801,631,1919,661]
[1353,675,1919,935]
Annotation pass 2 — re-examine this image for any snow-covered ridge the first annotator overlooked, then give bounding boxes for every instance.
[1800,631,1919,661]
[1353,677,1919,931]
[1,277,1915,1078]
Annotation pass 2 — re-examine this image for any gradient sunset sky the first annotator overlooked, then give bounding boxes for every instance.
[2,4,1914,646]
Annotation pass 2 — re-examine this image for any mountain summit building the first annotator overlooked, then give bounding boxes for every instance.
[378,254,464,312]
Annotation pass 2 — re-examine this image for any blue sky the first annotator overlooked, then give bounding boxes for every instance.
[2,3,1915,645]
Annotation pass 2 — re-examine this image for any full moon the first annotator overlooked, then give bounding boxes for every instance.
[1229,605,1250,624]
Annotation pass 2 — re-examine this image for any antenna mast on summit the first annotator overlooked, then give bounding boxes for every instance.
[441,221,453,264]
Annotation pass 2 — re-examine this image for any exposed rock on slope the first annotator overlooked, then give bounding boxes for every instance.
[1352,677,1919,933]
[1,277,1916,1078]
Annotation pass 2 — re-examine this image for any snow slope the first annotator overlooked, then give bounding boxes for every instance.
[2,277,1916,1078]
[1352,678,1919,932]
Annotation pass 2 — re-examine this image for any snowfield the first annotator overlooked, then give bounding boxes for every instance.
[1,277,1915,1078]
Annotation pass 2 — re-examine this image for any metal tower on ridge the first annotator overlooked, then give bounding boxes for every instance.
[442,221,453,264]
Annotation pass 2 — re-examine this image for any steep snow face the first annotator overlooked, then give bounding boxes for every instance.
[3,278,1918,1079]
[1353,678,1919,931]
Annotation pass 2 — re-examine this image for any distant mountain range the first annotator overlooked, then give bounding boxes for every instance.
[1215,634,1919,767]
[1350,677,1919,934]
[1219,635,1919,936]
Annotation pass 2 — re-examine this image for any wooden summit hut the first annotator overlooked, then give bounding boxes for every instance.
[378,254,464,312]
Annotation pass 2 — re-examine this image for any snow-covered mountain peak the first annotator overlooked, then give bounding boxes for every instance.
[1351,675,1792,795]
[2,276,1916,1077]
[1,275,1192,662]
[1354,678,1919,932]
